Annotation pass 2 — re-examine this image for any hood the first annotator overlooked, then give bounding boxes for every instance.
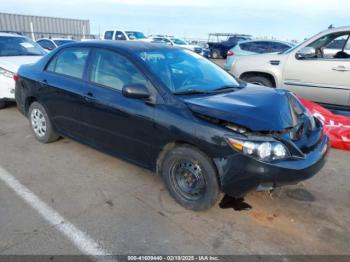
[0,56,42,73]
[184,85,297,131]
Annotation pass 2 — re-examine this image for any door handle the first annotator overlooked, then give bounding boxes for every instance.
[332,66,350,72]
[84,92,96,102]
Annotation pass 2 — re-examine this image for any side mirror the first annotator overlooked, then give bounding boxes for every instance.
[296,47,316,59]
[122,84,150,99]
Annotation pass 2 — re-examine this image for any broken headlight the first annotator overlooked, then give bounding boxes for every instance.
[227,137,290,161]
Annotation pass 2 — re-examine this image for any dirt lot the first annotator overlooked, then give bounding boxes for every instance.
[0,64,350,255]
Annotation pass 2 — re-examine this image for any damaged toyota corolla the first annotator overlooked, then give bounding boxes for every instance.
[15,41,329,210]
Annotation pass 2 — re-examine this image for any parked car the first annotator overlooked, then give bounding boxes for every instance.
[103,30,150,41]
[224,40,293,71]
[149,36,207,56]
[231,26,350,111]
[15,41,329,210]
[207,33,251,59]
[0,33,45,109]
[36,38,76,51]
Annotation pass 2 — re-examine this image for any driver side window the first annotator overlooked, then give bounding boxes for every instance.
[308,33,350,59]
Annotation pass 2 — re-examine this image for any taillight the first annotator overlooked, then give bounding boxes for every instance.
[13,73,19,82]
[227,51,234,56]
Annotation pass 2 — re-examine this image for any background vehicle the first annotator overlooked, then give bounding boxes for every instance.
[149,36,206,56]
[231,26,350,111]
[224,40,293,71]
[36,38,76,51]
[103,30,150,41]
[15,41,328,210]
[207,33,251,59]
[0,33,45,109]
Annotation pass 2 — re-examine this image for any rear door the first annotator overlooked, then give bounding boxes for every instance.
[82,48,156,166]
[283,32,350,107]
[41,47,90,138]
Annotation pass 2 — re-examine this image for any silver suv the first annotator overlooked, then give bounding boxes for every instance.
[231,26,350,110]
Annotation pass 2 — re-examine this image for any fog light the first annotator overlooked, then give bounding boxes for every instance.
[257,142,272,159]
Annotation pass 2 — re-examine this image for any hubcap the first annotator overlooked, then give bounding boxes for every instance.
[170,160,206,201]
[31,108,47,137]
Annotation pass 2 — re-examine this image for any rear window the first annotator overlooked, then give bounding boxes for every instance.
[46,48,89,79]
[240,41,270,53]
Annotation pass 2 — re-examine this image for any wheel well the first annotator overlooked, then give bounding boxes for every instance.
[240,72,276,87]
[156,141,222,185]
[25,96,37,114]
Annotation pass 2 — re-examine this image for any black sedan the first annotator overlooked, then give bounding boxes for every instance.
[15,41,329,210]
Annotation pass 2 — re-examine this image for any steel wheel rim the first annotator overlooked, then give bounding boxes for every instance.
[170,159,206,201]
[31,108,47,138]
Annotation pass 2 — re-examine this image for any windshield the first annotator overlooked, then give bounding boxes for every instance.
[53,39,75,46]
[171,38,187,45]
[138,49,240,94]
[0,36,46,56]
[126,31,146,39]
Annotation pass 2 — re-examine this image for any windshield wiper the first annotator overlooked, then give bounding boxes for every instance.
[211,85,240,93]
[173,89,212,95]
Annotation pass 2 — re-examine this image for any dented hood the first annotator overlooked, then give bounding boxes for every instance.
[184,85,296,131]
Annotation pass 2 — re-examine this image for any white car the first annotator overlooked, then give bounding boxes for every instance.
[36,38,76,51]
[0,33,45,108]
[103,30,151,41]
[231,26,350,110]
[149,36,204,55]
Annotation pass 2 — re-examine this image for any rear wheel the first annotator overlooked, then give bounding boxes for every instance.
[161,145,221,210]
[211,49,222,59]
[243,75,274,87]
[0,101,6,109]
[28,102,59,143]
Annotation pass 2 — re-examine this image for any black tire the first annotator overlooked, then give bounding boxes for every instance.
[243,75,274,87]
[211,49,222,59]
[0,101,6,109]
[28,102,59,143]
[160,145,221,210]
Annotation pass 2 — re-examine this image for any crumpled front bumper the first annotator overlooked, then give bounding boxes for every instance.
[215,134,330,197]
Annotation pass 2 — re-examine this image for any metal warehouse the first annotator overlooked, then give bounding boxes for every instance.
[0,12,91,40]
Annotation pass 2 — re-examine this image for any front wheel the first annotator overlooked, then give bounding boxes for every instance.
[161,145,221,210]
[28,102,59,143]
[242,75,274,87]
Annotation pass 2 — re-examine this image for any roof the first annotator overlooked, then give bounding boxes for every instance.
[208,33,252,37]
[64,40,176,52]
[237,39,293,46]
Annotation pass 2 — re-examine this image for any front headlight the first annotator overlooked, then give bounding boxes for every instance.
[0,67,14,79]
[227,137,290,161]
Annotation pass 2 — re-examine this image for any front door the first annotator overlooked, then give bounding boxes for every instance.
[283,32,350,107]
[82,48,156,167]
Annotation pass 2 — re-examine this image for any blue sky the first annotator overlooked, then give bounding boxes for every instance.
[1,0,349,41]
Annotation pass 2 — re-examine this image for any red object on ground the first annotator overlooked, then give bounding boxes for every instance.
[297,96,350,151]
